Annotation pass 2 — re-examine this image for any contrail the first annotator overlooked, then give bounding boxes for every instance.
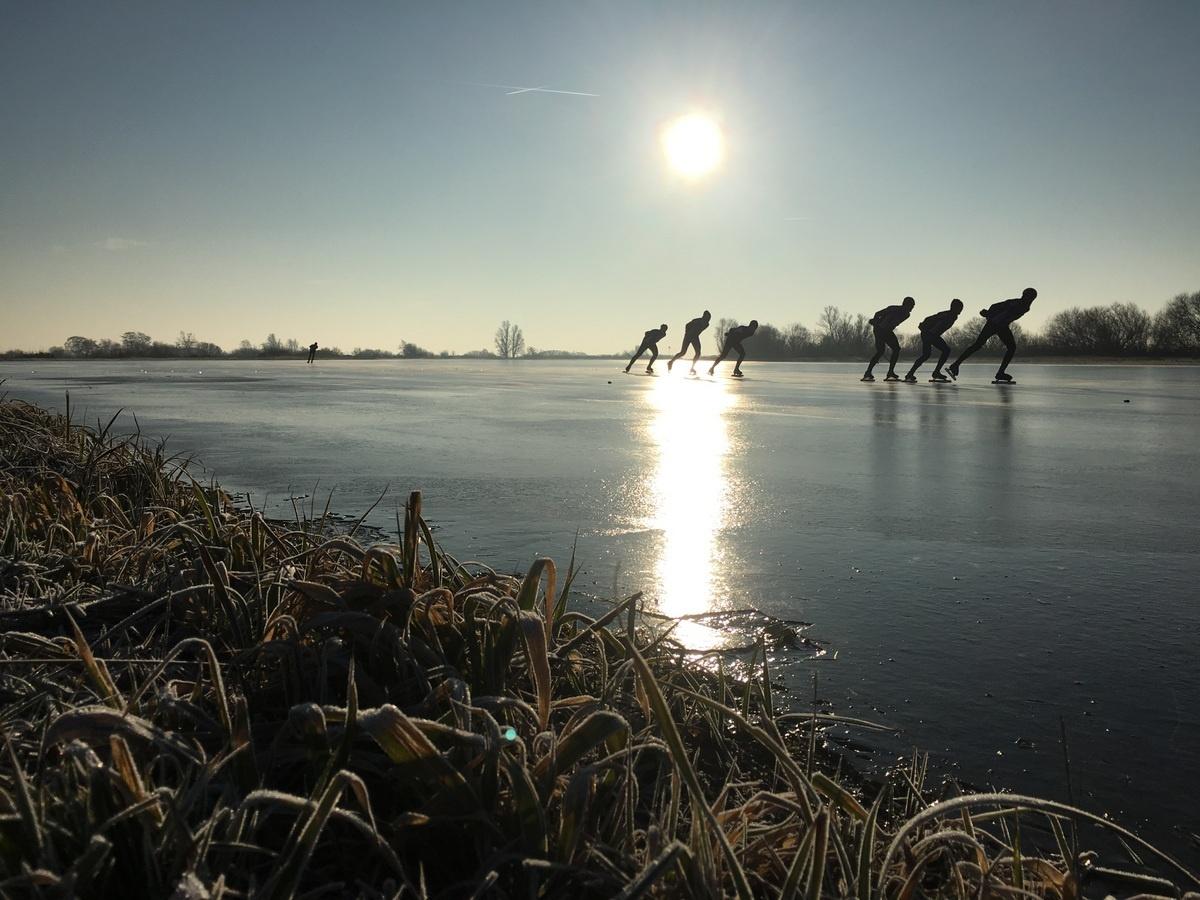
[471,81,599,97]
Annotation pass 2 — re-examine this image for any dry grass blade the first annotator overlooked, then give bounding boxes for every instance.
[256,772,393,900]
[628,642,754,900]
[857,785,886,900]
[614,840,690,900]
[533,710,628,784]
[804,808,829,900]
[356,705,476,810]
[45,707,201,765]
[65,609,123,708]
[879,793,1200,892]
[515,609,553,731]
[3,733,44,861]
[516,557,557,644]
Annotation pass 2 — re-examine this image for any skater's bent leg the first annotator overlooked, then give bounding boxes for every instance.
[647,345,658,367]
[932,337,949,373]
[865,332,886,374]
[708,346,728,373]
[689,338,701,370]
[952,332,990,368]
[908,339,932,376]
[870,335,886,366]
[734,345,746,372]
[668,339,689,369]
[885,334,900,375]
[996,327,1016,375]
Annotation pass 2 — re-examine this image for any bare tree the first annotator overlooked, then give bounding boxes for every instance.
[230,339,256,358]
[816,306,871,355]
[1152,291,1200,353]
[784,323,813,355]
[176,331,197,354]
[494,321,526,359]
[713,318,738,352]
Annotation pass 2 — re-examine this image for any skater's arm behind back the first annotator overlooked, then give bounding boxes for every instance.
[880,305,908,329]
[926,309,957,334]
[869,306,892,327]
[982,299,1014,320]
[983,297,1031,325]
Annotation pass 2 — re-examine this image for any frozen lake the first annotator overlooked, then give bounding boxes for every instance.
[3,359,1198,852]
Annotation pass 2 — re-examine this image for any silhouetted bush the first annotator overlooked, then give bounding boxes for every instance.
[401,342,436,359]
[1152,291,1200,354]
[351,348,394,359]
[524,348,590,359]
[1044,302,1152,355]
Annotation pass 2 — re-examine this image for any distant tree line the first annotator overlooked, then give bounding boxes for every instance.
[4,293,1197,361]
[0,330,445,361]
[0,320,619,362]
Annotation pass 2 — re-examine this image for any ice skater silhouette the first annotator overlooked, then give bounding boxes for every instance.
[905,299,963,382]
[306,342,318,364]
[948,288,1037,383]
[667,310,711,375]
[708,320,758,377]
[625,324,668,373]
[862,297,915,382]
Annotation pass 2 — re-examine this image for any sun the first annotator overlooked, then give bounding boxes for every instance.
[661,112,724,179]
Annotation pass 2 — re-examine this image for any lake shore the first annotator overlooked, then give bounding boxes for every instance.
[1,396,1195,897]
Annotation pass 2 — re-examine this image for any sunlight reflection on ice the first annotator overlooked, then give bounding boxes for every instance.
[644,374,738,650]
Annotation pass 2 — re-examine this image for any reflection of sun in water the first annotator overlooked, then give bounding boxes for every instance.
[661,112,725,179]
[644,375,737,650]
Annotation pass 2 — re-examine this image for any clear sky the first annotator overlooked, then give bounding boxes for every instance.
[2,1,1198,354]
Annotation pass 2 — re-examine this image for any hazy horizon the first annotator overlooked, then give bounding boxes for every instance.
[3,2,1199,354]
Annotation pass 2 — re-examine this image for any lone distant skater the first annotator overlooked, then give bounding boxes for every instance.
[625,323,668,374]
[708,320,758,377]
[948,288,1037,383]
[306,342,318,364]
[862,296,915,382]
[667,310,712,375]
[905,299,963,382]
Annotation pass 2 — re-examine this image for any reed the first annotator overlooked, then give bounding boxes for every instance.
[0,397,1195,898]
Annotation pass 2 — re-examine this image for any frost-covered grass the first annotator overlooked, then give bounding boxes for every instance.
[0,397,1195,898]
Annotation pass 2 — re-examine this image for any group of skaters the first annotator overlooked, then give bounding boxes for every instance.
[625,311,758,377]
[625,287,1038,384]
